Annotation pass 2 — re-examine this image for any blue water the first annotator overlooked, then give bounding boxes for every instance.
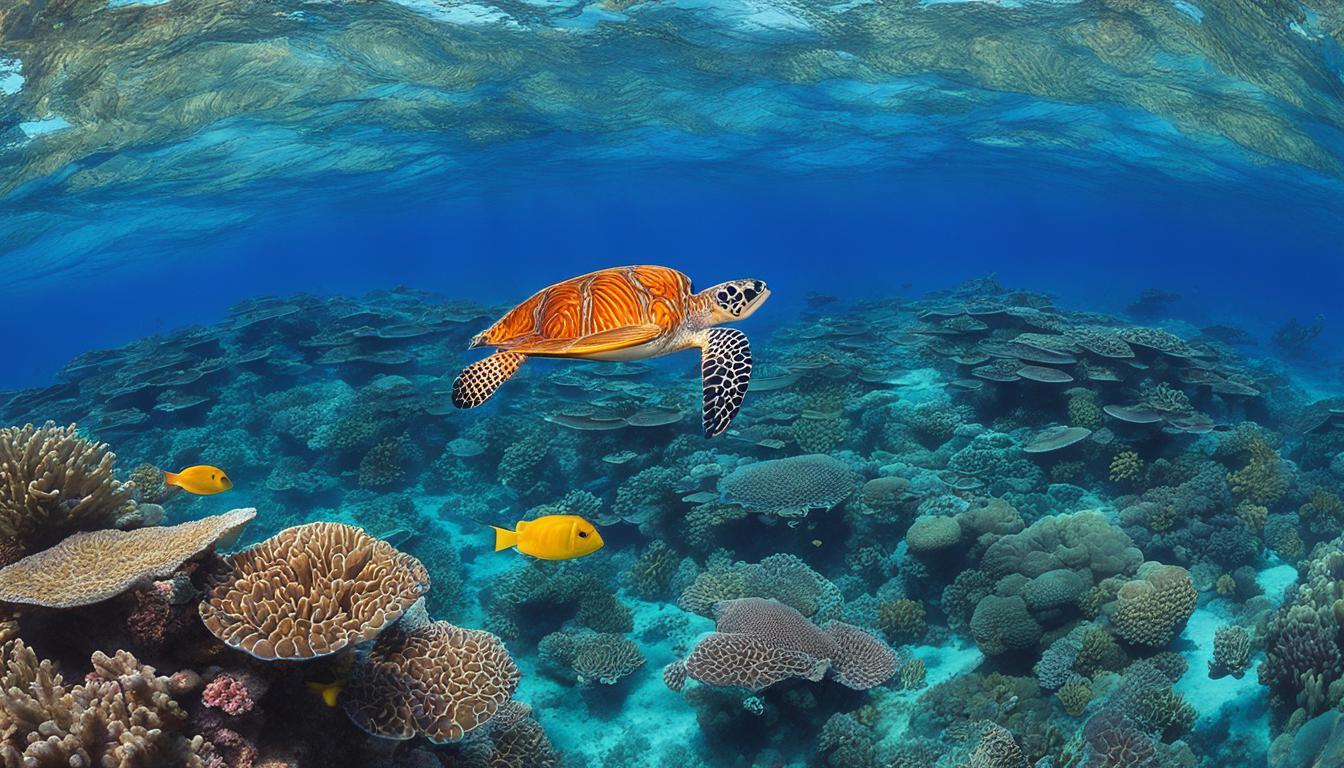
[4,0,1344,765]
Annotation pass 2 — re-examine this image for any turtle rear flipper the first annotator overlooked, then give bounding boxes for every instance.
[452,351,527,409]
[698,328,752,438]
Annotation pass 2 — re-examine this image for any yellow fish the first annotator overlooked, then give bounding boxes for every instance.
[490,515,604,560]
[163,465,233,495]
[304,681,343,707]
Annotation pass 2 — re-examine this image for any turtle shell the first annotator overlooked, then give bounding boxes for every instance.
[477,265,695,350]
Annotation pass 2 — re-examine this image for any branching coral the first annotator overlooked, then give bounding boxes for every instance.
[0,640,209,767]
[0,423,136,562]
[1227,436,1289,506]
[1108,451,1143,484]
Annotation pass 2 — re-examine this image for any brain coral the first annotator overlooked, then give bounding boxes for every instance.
[344,620,520,743]
[538,630,645,685]
[0,422,136,561]
[0,640,209,768]
[970,595,1042,656]
[1110,563,1197,647]
[680,598,896,692]
[200,521,430,660]
[982,512,1142,582]
[677,553,843,622]
[0,508,256,608]
[906,515,962,553]
[719,454,858,518]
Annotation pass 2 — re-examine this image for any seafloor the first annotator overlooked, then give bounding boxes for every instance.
[1,275,1343,767]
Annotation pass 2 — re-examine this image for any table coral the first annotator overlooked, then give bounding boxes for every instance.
[719,454,858,519]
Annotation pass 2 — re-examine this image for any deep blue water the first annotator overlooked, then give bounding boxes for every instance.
[5,167,1342,390]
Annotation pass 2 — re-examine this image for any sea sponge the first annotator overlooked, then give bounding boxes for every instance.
[970,595,1042,655]
[538,630,645,686]
[0,507,255,608]
[877,598,927,643]
[1110,563,1197,647]
[719,454,858,519]
[0,640,209,767]
[200,521,430,660]
[343,620,520,743]
[1209,625,1253,679]
[0,422,136,561]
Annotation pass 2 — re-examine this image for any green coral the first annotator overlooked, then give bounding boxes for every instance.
[877,598,927,643]
[1111,563,1197,647]
[1108,450,1143,484]
[624,541,681,600]
[1055,675,1092,717]
[899,658,926,691]
[1068,391,1104,430]
[1209,625,1252,679]
[1227,436,1289,506]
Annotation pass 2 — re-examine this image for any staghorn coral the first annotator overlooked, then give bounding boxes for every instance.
[538,630,645,686]
[0,507,255,608]
[0,423,137,561]
[200,521,430,660]
[1209,625,1253,680]
[0,640,209,768]
[344,620,520,743]
[1110,563,1197,647]
[718,454,857,519]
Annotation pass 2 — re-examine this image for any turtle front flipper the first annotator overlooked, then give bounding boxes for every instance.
[452,351,527,409]
[697,328,752,438]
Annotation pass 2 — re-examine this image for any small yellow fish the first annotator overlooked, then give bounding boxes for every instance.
[305,680,343,707]
[490,515,604,560]
[163,465,233,496]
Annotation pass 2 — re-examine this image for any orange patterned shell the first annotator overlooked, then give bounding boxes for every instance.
[479,265,696,349]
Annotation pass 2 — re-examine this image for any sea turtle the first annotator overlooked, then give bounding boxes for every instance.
[452,265,770,437]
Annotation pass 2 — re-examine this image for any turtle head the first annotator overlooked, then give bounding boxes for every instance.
[703,279,770,323]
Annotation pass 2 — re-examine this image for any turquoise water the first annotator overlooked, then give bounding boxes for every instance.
[3,0,1344,766]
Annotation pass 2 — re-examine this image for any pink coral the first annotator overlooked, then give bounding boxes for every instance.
[203,674,256,716]
[203,728,258,768]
